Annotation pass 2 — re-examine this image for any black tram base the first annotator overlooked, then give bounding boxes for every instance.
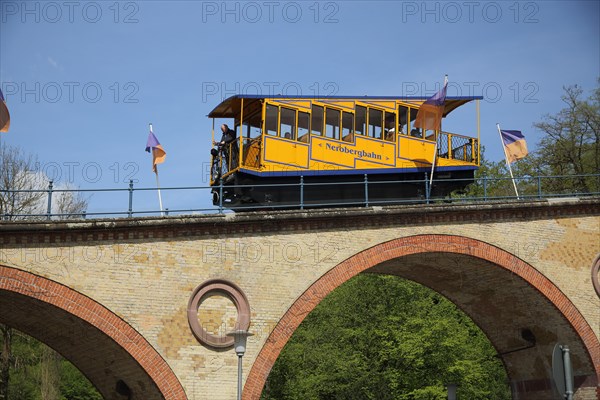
[211,170,475,211]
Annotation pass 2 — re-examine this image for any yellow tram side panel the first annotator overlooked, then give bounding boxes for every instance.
[249,134,477,173]
[259,134,416,173]
[263,135,310,168]
[243,97,478,174]
[397,136,436,166]
[310,135,396,169]
[259,143,476,173]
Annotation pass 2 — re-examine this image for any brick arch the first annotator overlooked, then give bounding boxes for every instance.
[0,265,187,400]
[244,234,600,400]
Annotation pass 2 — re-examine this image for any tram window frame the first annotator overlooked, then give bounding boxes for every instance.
[407,107,422,138]
[280,107,296,140]
[243,107,263,138]
[265,104,278,136]
[424,128,436,141]
[325,108,341,140]
[384,111,397,142]
[298,111,310,142]
[398,105,409,135]
[250,123,262,138]
[355,105,366,136]
[311,105,324,136]
[242,121,262,139]
[368,108,383,140]
[342,111,354,142]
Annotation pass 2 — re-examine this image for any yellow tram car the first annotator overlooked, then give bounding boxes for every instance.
[209,95,481,208]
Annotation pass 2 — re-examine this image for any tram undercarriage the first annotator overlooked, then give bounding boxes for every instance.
[211,170,475,210]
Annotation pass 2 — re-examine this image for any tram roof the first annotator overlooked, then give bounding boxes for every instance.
[208,94,484,118]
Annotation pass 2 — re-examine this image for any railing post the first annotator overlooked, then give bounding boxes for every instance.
[128,180,134,218]
[300,176,304,210]
[537,175,542,199]
[364,174,369,207]
[218,179,224,214]
[46,180,53,220]
[483,174,487,201]
[424,173,430,204]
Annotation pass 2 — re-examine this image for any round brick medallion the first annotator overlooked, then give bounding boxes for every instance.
[187,279,250,348]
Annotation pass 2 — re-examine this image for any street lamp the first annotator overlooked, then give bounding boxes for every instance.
[227,329,254,400]
[445,383,457,400]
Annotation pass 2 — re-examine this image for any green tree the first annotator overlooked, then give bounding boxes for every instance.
[459,146,515,200]
[59,361,102,400]
[41,346,60,400]
[261,275,510,400]
[465,82,600,200]
[0,330,101,400]
[527,82,600,194]
[0,326,11,400]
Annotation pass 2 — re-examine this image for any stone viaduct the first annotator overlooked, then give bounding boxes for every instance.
[0,198,599,399]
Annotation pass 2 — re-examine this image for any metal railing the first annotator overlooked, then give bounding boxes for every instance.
[437,131,477,163]
[0,173,598,220]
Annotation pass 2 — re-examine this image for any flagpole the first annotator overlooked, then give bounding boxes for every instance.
[427,74,447,199]
[155,166,165,216]
[428,139,437,199]
[0,92,5,156]
[497,123,520,199]
[150,123,165,216]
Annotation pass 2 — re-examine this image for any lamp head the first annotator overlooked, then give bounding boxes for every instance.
[227,330,254,356]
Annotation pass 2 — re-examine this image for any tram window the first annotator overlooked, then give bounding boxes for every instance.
[355,106,366,135]
[384,112,396,141]
[242,122,260,138]
[369,108,383,139]
[249,124,262,138]
[408,107,419,136]
[266,105,278,136]
[325,108,340,140]
[298,111,310,141]
[342,112,353,141]
[280,107,296,140]
[424,129,436,141]
[398,106,409,134]
[311,105,323,136]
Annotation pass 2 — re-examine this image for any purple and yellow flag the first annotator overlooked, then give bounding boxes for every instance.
[0,88,10,133]
[501,130,528,163]
[414,76,448,132]
[145,129,166,173]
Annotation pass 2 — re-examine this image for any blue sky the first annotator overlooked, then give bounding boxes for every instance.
[1,0,599,214]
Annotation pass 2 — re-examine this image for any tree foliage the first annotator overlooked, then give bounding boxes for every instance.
[261,275,510,400]
[461,81,599,199]
[529,82,600,193]
[0,331,101,400]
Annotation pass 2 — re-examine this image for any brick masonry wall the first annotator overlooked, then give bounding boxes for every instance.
[0,199,598,399]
